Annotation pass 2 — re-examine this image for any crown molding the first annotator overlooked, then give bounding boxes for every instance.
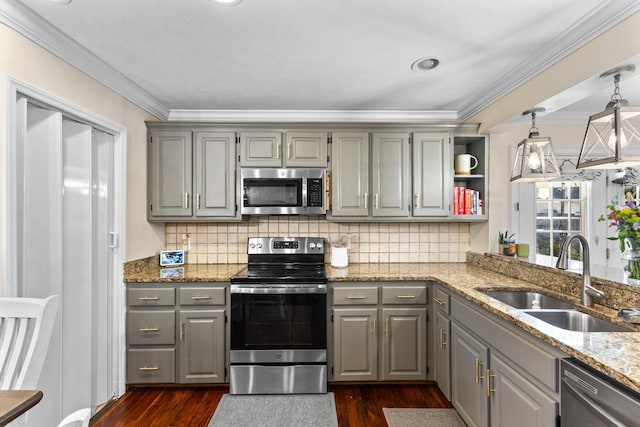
[167,109,461,124]
[0,0,169,119]
[458,0,640,121]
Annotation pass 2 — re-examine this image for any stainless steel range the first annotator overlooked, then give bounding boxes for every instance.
[229,236,327,395]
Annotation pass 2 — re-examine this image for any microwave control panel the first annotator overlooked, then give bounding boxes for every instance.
[307,178,323,207]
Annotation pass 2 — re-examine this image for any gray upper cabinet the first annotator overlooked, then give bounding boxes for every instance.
[371,133,411,217]
[330,132,369,216]
[285,132,328,167]
[239,131,283,167]
[330,131,410,218]
[412,133,451,217]
[194,132,236,217]
[239,131,328,167]
[148,130,193,217]
[147,126,238,221]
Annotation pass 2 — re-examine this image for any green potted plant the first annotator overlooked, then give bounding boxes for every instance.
[498,230,515,255]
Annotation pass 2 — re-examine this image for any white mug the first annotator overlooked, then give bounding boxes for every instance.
[454,154,478,175]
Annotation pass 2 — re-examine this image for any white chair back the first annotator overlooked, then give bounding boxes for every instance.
[57,408,91,427]
[0,295,58,390]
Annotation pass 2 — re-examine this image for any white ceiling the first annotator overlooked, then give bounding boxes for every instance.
[4,0,640,123]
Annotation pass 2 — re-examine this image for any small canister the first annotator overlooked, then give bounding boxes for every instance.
[331,247,349,268]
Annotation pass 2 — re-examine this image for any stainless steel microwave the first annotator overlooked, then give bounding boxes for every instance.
[240,168,326,215]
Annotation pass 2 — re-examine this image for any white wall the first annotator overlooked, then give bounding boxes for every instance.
[0,24,164,294]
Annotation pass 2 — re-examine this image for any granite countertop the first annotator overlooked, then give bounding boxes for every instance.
[124,257,640,394]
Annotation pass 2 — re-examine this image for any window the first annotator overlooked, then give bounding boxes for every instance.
[535,182,588,260]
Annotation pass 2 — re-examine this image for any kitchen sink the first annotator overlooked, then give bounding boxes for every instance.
[481,290,575,310]
[522,309,630,333]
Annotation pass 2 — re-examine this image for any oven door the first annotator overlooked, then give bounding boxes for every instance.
[230,284,327,364]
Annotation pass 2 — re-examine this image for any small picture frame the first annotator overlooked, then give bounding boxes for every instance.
[160,250,185,267]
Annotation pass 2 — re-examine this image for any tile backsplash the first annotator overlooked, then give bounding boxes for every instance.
[166,216,470,264]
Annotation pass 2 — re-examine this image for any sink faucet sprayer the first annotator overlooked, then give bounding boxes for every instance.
[555,234,604,307]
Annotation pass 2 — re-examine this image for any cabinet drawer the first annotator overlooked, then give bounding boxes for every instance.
[127,310,176,345]
[179,287,226,306]
[127,348,175,383]
[433,287,451,313]
[333,287,378,305]
[381,285,427,304]
[128,288,175,307]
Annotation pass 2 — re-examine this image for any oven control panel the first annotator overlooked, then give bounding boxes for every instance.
[247,237,324,254]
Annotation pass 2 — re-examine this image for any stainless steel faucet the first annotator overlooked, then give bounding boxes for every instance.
[555,234,604,307]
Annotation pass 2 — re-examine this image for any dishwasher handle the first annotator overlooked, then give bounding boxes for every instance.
[562,377,626,427]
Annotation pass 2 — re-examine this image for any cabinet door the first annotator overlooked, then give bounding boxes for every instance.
[371,133,410,217]
[381,308,427,380]
[434,309,451,399]
[194,132,237,217]
[489,353,557,427]
[285,132,328,167]
[330,132,370,216]
[412,132,451,217]
[148,130,192,217]
[239,131,282,166]
[451,323,489,427]
[178,310,225,383]
[333,308,378,381]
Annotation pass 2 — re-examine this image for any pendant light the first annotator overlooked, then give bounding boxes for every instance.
[510,108,561,182]
[577,65,640,169]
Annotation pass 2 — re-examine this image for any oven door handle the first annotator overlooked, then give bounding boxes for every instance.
[230,284,327,294]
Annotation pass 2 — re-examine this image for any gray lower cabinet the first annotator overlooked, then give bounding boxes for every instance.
[127,284,228,385]
[178,309,225,383]
[448,294,562,427]
[451,322,489,427]
[126,287,177,384]
[434,307,451,399]
[331,282,428,382]
[333,307,378,381]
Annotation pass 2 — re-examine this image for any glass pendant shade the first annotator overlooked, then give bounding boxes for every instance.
[511,109,561,182]
[511,135,561,182]
[576,103,640,169]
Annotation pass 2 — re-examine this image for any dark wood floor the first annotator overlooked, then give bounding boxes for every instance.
[91,383,452,427]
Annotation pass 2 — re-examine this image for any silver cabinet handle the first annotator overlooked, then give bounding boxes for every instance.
[139,327,160,332]
[372,319,377,337]
[440,329,447,348]
[191,296,212,300]
[396,295,416,299]
[139,366,159,371]
[414,193,419,209]
[197,193,201,210]
[138,297,160,301]
[374,193,379,209]
[276,143,281,159]
[347,295,367,300]
[185,192,190,209]
[363,193,368,209]
[433,297,445,305]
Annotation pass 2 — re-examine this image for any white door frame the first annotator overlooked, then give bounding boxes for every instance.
[4,77,127,397]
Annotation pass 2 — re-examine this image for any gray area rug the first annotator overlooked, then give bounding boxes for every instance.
[383,408,467,427]
[208,393,338,427]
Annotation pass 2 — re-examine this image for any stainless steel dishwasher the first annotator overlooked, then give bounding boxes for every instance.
[561,358,640,426]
